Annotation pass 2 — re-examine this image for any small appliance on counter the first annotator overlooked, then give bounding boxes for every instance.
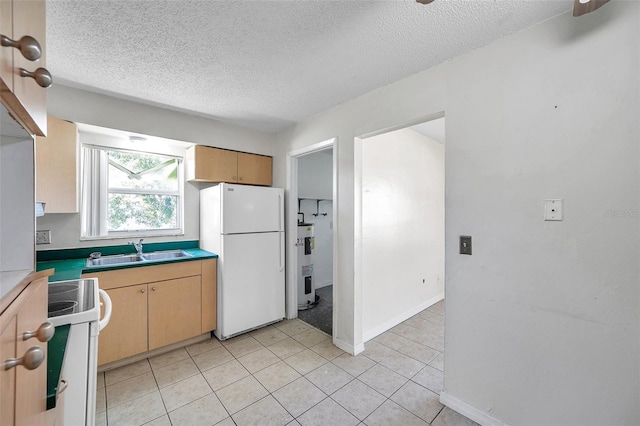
[48,278,111,426]
[200,183,285,340]
[297,223,318,310]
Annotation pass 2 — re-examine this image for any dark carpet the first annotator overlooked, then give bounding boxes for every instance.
[298,285,333,335]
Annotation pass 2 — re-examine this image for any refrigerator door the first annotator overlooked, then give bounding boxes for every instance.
[217,231,285,339]
[221,183,284,234]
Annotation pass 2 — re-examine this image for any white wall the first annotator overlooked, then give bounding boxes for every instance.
[37,85,275,250]
[361,128,444,340]
[298,151,333,199]
[274,2,639,424]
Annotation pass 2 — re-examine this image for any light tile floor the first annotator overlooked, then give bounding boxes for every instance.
[96,300,478,426]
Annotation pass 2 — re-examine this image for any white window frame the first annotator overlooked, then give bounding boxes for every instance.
[81,144,185,240]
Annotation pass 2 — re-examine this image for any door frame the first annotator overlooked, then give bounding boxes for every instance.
[286,138,337,336]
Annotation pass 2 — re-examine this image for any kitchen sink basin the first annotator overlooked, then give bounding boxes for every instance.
[84,250,192,267]
[141,250,193,261]
[85,254,144,267]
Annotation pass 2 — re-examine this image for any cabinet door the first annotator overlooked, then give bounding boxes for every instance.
[0,314,17,426]
[0,0,13,93]
[188,145,237,183]
[98,285,148,366]
[36,116,79,213]
[237,152,272,186]
[11,0,46,136]
[148,276,201,350]
[201,259,216,332]
[15,277,48,426]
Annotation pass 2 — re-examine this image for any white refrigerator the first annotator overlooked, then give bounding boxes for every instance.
[200,183,285,340]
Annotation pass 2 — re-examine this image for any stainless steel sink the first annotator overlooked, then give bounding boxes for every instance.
[141,250,193,261]
[85,254,144,267]
[84,250,192,267]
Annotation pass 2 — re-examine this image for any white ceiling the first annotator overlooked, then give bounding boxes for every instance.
[47,0,573,134]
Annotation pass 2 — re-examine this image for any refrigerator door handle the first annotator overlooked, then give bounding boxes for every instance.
[279,232,285,272]
[278,193,282,232]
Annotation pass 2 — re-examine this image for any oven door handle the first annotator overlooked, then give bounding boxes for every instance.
[98,289,112,331]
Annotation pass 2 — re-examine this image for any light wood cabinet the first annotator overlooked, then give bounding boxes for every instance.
[0,0,47,136]
[35,116,79,213]
[186,145,272,186]
[237,152,272,186]
[0,273,50,426]
[148,276,201,350]
[83,259,217,366]
[97,284,147,366]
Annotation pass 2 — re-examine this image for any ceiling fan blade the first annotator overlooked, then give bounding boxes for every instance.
[573,0,610,17]
[416,0,435,4]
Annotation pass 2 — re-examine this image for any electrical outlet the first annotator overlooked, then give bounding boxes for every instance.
[36,230,51,245]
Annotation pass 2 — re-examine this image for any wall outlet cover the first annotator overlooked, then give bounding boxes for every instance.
[544,199,563,221]
[36,230,51,245]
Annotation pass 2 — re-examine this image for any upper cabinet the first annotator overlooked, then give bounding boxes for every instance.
[186,145,273,186]
[35,116,79,213]
[0,0,50,136]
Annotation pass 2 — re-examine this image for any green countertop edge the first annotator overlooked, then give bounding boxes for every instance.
[47,324,70,410]
[36,244,217,282]
[37,240,201,262]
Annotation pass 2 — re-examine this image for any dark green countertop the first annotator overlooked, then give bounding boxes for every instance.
[47,325,70,410]
[36,241,217,282]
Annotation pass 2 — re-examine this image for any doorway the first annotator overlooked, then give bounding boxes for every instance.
[286,139,337,337]
[357,116,445,342]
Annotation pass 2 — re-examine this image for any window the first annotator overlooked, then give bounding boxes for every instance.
[81,145,183,238]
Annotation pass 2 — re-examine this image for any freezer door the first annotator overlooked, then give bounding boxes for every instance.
[221,184,284,234]
[218,232,285,338]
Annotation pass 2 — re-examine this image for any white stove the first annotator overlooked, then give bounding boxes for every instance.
[48,278,111,426]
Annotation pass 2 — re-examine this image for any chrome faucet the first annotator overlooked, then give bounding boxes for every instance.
[130,239,144,255]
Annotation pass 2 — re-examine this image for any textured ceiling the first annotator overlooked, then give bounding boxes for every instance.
[47,0,573,133]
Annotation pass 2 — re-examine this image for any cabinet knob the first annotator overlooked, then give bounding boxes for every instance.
[151,287,157,292]
[232,176,237,181]
[0,34,41,61]
[23,321,54,342]
[141,289,145,293]
[19,67,52,88]
[239,177,244,181]
[3,346,44,371]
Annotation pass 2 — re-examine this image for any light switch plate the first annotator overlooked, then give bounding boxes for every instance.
[544,199,563,221]
[460,235,472,255]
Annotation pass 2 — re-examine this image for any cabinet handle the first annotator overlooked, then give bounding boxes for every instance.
[23,321,54,342]
[232,176,237,181]
[239,177,244,181]
[3,346,44,371]
[0,34,41,61]
[58,379,69,395]
[141,289,145,293]
[19,67,52,88]
[151,287,156,292]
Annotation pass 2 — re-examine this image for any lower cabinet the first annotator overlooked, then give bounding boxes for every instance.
[0,272,51,426]
[85,259,217,367]
[97,284,147,366]
[148,276,201,350]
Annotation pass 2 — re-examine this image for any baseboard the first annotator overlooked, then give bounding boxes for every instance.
[439,392,507,426]
[333,336,365,355]
[98,333,211,372]
[362,293,444,342]
[315,281,333,289]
